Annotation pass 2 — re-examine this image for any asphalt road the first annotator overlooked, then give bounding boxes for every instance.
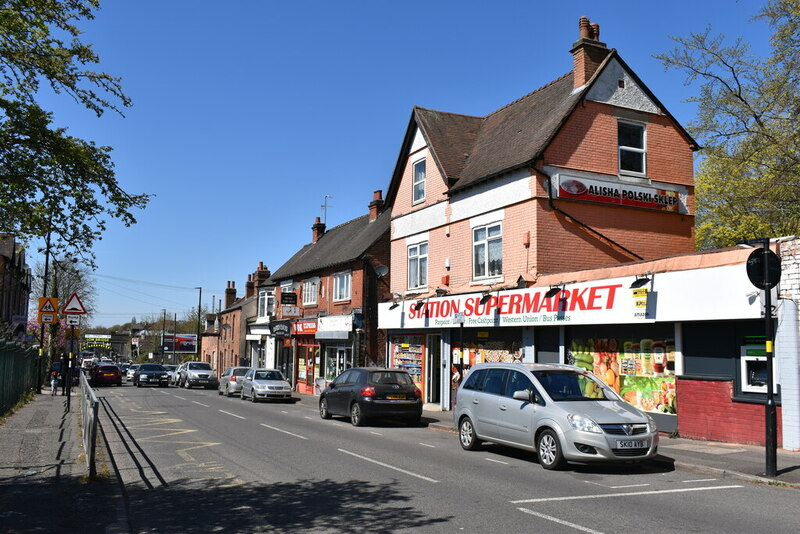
[96,382,798,533]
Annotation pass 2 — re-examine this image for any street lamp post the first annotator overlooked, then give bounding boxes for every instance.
[195,287,202,360]
[161,309,166,363]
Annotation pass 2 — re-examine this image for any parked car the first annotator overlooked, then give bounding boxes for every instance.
[177,361,218,389]
[133,363,170,387]
[454,363,659,470]
[90,363,122,386]
[163,364,178,384]
[218,366,250,397]
[118,363,130,374]
[240,368,292,402]
[125,364,140,382]
[319,368,422,426]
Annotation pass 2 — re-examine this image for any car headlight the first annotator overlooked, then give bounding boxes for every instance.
[646,414,658,433]
[567,413,602,434]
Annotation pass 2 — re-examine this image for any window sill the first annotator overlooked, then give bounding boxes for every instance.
[470,277,504,286]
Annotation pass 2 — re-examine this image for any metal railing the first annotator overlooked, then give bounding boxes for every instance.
[78,371,99,478]
[0,340,38,416]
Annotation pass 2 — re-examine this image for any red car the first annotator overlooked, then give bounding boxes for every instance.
[90,363,123,386]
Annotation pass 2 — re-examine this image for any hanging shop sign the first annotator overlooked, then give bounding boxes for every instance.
[556,174,688,214]
[270,320,292,338]
[378,264,762,329]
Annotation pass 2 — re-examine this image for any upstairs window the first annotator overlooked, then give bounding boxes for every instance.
[302,278,319,306]
[618,121,646,175]
[412,159,426,204]
[257,288,275,317]
[408,242,428,290]
[473,223,502,279]
[333,271,351,302]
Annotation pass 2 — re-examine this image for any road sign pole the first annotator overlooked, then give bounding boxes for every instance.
[763,240,777,477]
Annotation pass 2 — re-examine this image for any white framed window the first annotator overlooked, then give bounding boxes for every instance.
[473,222,502,279]
[302,278,319,306]
[258,288,275,318]
[408,242,428,290]
[618,121,646,175]
[333,271,351,302]
[412,158,426,204]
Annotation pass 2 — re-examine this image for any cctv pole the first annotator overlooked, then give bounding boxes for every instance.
[762,239,777,477]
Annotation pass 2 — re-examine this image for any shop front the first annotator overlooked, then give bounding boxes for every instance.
[270,320,293,387]
[292,319,319,395]
[316,315,356,393]
[378,255,793,445]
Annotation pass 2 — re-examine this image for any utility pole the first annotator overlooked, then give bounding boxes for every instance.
[161,309,166,363]
[195,286,202,360]
[173,312,177,364]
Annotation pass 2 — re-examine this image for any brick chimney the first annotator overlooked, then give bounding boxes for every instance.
[254,261,271,287]
[245,274,255,298]
[570,16,609,89]
[224,281,236,309]
[312,217,326,243]
[369,190,384,222]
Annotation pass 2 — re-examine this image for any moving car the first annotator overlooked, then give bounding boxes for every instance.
[319,368,422,426]
[163,364,178,384]
[125,364,140,382]
[218,366,250,397]
[133,363,170,387]
[177,361,218,389]
[90,362,122,386]
[240,368,292,402]
[453,363,659,470]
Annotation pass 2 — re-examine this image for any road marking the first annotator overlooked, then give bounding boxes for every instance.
[683,478,718,483]
[418,442,435,448]
[192,401,209,407]
[219,410,245,420]
[304,416,313,420]
[584,481,650,489]
[517,508,603,534]
[260,423,307,440]
[157,390,170,395]
[281,410,288,414]
[175,396,186,400]
[370,431,383,436]
[511,485,743,504]
[338,448,438,483]
[486,458,509,465]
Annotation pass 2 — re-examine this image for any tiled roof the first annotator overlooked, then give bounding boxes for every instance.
[271,210,390,280]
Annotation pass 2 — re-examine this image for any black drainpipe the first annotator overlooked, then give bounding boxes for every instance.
[538,168,643,261]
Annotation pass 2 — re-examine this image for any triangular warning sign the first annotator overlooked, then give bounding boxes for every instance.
[39,298,57,313]
[62,293,87,314]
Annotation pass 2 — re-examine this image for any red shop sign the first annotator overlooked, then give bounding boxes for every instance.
[292,320,318,335]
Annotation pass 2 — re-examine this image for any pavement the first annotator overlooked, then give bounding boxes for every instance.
[1,390,798,533]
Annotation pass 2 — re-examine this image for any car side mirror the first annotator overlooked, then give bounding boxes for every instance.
[512,390,532,402]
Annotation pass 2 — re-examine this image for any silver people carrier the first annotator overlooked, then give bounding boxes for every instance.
[454,363,658,470]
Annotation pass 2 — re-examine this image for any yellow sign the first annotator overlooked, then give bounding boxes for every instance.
[631,288,648,298]
[635,300,648,309]
[38,297,58,313]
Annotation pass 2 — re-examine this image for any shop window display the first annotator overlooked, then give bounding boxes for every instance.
[568,337,676,415]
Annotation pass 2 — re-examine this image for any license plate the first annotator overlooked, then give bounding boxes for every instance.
[199,380,208,383]
[616,439,648,449]
[386,394,405,400]
[104,373,114,376]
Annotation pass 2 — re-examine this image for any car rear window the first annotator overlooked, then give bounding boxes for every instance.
[139,364,164,371]
[233,368,249,376]
[368,371,413,386]
[188,362,211,370]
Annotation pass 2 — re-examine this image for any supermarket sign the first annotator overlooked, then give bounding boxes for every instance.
[378,264,762,329]
[556,174,688,214]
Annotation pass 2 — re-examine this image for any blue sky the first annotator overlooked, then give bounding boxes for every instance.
[31,0,772,327]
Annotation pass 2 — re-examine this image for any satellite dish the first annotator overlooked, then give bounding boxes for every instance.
[375,265,389,278]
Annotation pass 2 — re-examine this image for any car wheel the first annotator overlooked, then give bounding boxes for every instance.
[459,417,480,450]
[184,380,190,389]
[240,389,247,400]
[350,402,364,427]
[251,391,257,403]
[225,386,232,397]
[537,429,566,470]
[319,398,332,419]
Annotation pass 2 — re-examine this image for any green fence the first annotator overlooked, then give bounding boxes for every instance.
[0,340,39,416]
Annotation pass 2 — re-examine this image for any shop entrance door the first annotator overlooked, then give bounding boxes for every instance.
[426,334,441,404]
[278,346,294,386]
[324,346,353,381]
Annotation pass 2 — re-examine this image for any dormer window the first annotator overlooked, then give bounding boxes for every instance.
[618,121,646,175]
[412,159,426,204]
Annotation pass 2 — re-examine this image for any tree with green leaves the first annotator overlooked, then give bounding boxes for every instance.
[657,0,800,249]
[0,0,150,265]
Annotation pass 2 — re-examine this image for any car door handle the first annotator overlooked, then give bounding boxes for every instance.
[499,404,507,411]
[472,399,479,404]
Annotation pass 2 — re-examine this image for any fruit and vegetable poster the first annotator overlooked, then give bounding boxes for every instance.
[568,337,677,415]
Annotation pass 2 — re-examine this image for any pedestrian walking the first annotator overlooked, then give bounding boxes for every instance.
[50,371,58,396]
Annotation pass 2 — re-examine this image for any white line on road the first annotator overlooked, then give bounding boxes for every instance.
[370,431,383,436]
[511,485,742,504]
[157,390,170,395]
[219,410,246,420]
[485,458,509,465]
[418,442,435,448]
[304,416,313,420]
[281,410,288,414]
[260,423,308,440]
[193,401,210,407]
[517,508,604,534]
[338,449,439,483]
[584,481,650,489]
[174,396,186,400]
[683,478,718,483]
